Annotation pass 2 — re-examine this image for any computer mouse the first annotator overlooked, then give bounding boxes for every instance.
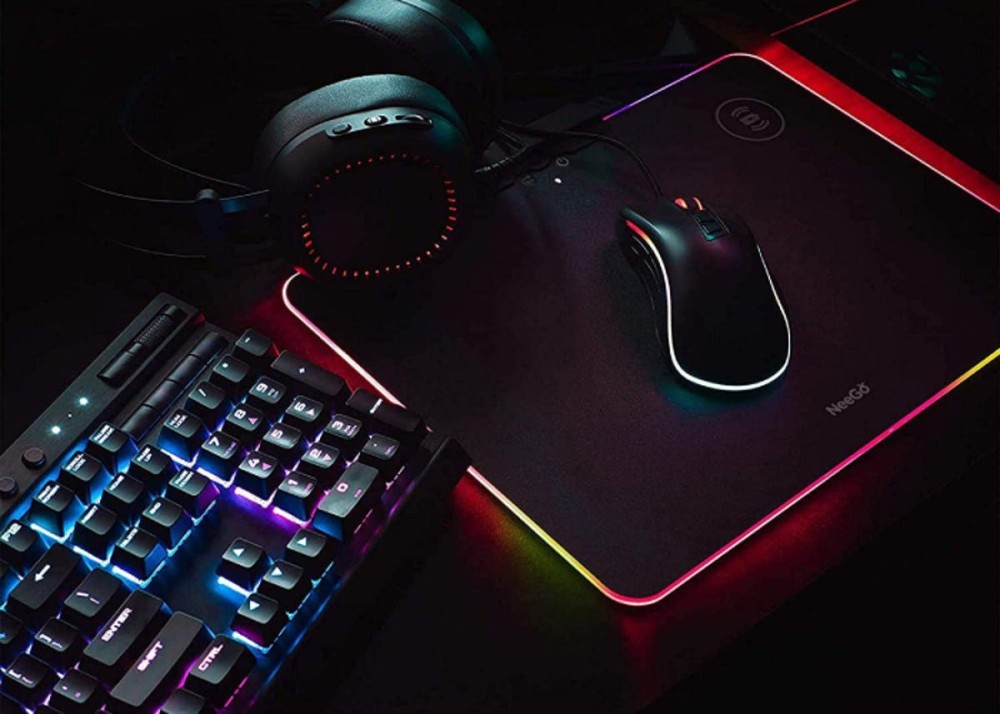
[617,196,790,391]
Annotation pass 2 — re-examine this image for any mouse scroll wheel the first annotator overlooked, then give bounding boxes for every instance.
[693,210,729,241]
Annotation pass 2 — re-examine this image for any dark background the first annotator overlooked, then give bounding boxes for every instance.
[2,2,997,711]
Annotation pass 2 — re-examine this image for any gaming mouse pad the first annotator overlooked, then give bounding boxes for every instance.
[286,55,999,600]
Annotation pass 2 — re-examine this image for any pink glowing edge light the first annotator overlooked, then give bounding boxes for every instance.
[282,54,1000,606]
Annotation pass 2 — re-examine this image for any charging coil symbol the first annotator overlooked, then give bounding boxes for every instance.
[715,98,786,142]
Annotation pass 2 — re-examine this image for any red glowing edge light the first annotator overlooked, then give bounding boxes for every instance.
[283,51,1000,605]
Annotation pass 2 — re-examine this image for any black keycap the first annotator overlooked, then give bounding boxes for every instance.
[58,452,111,503]
[233,328,274,366]
[4,652,57,707]
[318,413,366,457]
[258,560,309,612]
[231,593,286,649]
[161,688,211,714]
[80,591,167,681]
[32,617,84,671]
[61,568,126,636]
[209,354,252,396]
[222,403,267,448]
[259,422,305,466]
[72,504,125,562]
[50,668,105,714]
[233,452,282,501]
[282,395,325,434]
[217,539,268,592]
[168,355,205,388]
[297,443,343,487]
[29,482,85,539]
[188,331,228,363]
[312,463,381,542]
[166,469,219,520]
[107,612,211,714]
[158,409,209,463]
[128,445,177,492]
[184,381,229,427]
[142,379,184,415]
[0,561,18,600]
[121,405,160,440]
[245,376,288,417]
[196,431,245,483]
[7,544,86,627]
[273,473,320,522]
[111,527,166,583]
[284,529,337,579]
[140,498,192,550]
[101,474,150,524]
[270,351,346,404]
[345,389,427,444]
[185,635,256,706]
[86,423,138,473]
[99,344,145,388]
[359,433,403,477]
[0,611,29,665]
[0,520,45,574]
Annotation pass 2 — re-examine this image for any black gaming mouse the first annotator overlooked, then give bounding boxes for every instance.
[617,196,791,392]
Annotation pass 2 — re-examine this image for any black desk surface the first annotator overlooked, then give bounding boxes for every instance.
[2,3,997,711]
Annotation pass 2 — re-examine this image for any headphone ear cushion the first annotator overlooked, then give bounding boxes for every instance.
[253,73,466,181]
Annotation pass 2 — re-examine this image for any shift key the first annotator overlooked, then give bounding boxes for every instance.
[107,611,210,714]
[80,590,167,681]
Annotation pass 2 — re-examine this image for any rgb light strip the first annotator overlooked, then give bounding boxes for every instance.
[284,50,1000,606]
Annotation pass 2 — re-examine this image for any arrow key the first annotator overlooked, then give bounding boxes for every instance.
[283,529,337,579]
[231,593,286,650]
[257,560,309,612]
[216,539,268,592]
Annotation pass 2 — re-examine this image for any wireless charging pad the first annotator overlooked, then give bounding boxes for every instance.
[285,54,999,603]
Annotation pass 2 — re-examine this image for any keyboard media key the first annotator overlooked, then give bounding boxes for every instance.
[297,443,342,487]
[197,431,245,481]
[121,405,161,440]
[7,544,86,627]
[312,463,381,542]
[209,354,252,396]
[217,539,268,592]
[32,617,84,671]
[184,382,229,426]
[284,529,337,579]
[158,409,209,463]
[161,688,212,714]
[245,376,288,417]
[233,452,281,500]
[107,612,211,714]
[61,568,126,636]
[111,528,166,582]
[231,593,286,649]
[185,635,256,706]
[223,403,268,448]
[4,652,57,707]
[72,504,125,561]
[168,355,205,388]
[0,520,45,574]
[29,482,85,539]
[58,452,111,502]
[270,351,346,404]
[129,445,177,492]
[345,388,427,444]
[86,423,138,473]
[50,668,105,714]
[273,472,320,522]
[233,328,275,366]
[142,379,184,415]
[258,560,309,612]
[188,331,228,364]
[140,498,192,550]
[259,422,305,466]
[166,470,218,519]
[0,611,29,665]
[282,395,325,433]
[80,590,167,680]
[101,474,150,524]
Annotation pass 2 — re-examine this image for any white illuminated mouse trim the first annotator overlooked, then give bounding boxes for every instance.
[625,220,791,392]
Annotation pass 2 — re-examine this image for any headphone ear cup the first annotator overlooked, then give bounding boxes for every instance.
[255,74,472,287]
[321,0,501,153]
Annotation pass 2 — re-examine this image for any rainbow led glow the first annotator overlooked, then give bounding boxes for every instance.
[282,50,1000,605]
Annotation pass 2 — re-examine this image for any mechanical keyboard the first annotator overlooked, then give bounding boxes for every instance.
[0,294,470,712]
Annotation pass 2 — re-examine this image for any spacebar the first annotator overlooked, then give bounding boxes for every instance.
[107,612,210,714]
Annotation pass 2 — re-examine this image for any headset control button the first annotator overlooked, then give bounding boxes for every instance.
[363,114,387,126]
[327,123,352,136]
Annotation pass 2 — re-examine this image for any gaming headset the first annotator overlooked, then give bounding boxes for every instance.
[85,0,503,287]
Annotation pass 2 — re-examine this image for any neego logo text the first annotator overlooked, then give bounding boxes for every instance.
[826,382,870,417]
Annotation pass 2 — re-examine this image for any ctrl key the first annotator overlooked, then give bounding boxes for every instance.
[185,635,256,706]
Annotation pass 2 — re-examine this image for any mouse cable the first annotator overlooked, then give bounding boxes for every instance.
[488,119,663,199]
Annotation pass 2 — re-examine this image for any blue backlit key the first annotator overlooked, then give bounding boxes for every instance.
[184,382,229,427]
[101,474,151,524]
[166,469,219,519]
[140,498,192,550]
[258,560,309,612]
[196,432,245,483]
[29,482,84,539]
[0,611,29,665]
[58,451,111,502]
[217,539,268,592]
[158,409,209,463]
[86,423,138,473]
[129,445,178,492]
[284,528,337,579]
[72,503,125,561]
[0,520,45,574]
[111,527,166,583]
[231,593,286,649]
